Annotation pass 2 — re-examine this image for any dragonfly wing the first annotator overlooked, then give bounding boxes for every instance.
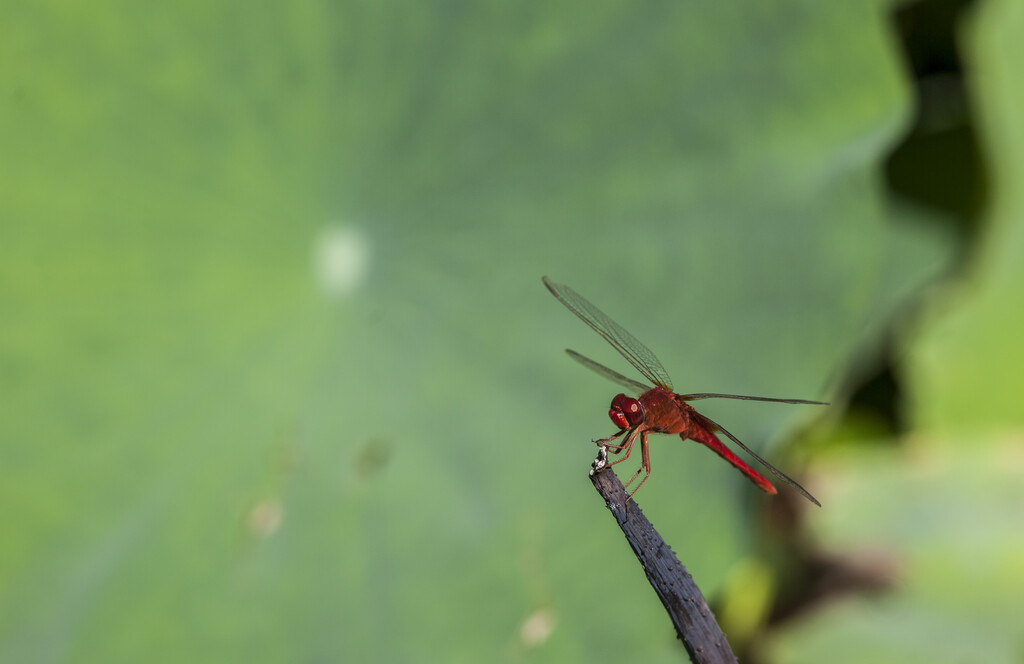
[690,410,821,507]
[543,277,673,390]
[679,393,828,405]
[566,349,652,394]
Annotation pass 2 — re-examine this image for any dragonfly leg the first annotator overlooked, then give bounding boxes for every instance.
[606,429,640,465]
[623,431,652,501]
[593,430,626,449]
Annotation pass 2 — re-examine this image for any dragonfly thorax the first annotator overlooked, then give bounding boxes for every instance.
[609,393,645,430]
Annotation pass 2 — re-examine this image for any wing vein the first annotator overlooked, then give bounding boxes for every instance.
[691,411,821,507]
[544,277,673,389]
[566,349,653,394]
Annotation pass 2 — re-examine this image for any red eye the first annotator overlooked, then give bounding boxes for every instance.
[608,393,644,429]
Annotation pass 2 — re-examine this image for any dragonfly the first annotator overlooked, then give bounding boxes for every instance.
[543,277,825,506]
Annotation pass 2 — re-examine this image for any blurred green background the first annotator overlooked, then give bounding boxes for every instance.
[3,0,1022,662]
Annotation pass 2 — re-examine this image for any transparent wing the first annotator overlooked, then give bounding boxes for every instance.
[543,277,673,390]
[565,349,653,394]
[690,410,821,507]
[679,393,829,405]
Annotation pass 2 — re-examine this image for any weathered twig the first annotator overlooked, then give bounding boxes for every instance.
[590,449,738,664]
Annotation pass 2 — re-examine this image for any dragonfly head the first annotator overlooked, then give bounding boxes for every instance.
[609,393,645,430]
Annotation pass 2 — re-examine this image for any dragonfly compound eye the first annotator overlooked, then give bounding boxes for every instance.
[609,393,644,429]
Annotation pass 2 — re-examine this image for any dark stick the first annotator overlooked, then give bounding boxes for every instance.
[589,450,738,664]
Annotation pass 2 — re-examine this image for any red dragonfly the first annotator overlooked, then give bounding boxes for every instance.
[544,277,824,506]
